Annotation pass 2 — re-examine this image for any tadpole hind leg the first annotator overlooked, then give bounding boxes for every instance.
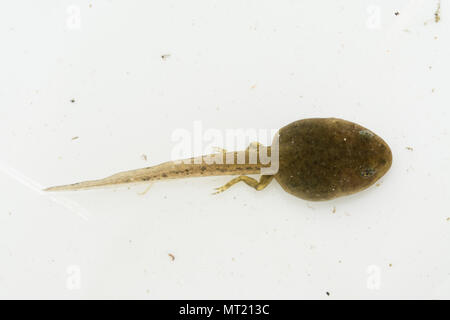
[213,175,274,195]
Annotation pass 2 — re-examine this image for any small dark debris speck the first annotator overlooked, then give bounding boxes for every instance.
[70,99,75,103]
[395,12,400,16]
[326,292,330,296]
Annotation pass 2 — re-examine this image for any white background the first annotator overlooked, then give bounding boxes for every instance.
[0,0,449,299]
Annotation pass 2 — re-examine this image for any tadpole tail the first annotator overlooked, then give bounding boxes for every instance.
[43,178,118,192]
[44,148,272,192]
[43,166,161,192]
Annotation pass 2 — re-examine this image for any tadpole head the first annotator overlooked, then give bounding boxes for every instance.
[356,129,392,183]
[275,118,393,201]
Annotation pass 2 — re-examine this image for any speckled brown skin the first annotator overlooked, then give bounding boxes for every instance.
[274,118,392,201]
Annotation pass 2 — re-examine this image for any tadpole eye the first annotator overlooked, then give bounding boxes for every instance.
[360,168,376,177]
[359,130,374,138]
